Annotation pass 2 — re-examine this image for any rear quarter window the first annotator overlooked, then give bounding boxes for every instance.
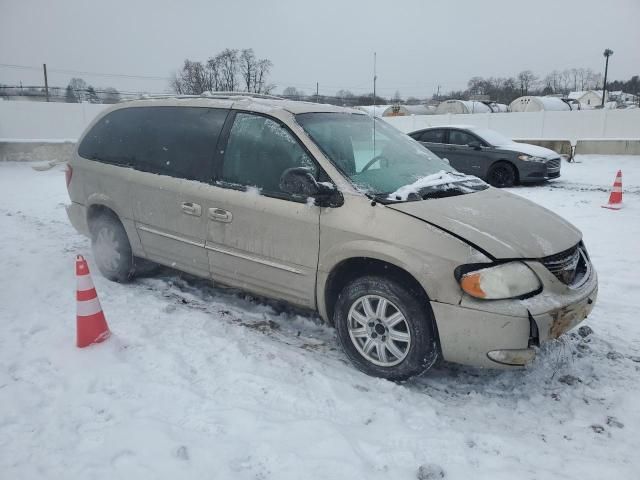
[419,129,446,143]
[78,106,228,182]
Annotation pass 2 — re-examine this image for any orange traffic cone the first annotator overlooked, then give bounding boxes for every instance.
[602,170,623,210]
[76,255,110,347]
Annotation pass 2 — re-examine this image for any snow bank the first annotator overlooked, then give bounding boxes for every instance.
[1,157,640,479]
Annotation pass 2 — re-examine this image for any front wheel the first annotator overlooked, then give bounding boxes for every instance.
[487,161,517,188]
[334,276,439,381]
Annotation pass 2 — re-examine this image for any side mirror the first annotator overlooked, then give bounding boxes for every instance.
[467,141,483,150]
[279,167,343,207]
[280,167,319,197]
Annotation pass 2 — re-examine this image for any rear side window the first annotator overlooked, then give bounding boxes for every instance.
[220,112,317,196]
[449,130,479,146]
[78,106,228,182]
[419,129,446,143]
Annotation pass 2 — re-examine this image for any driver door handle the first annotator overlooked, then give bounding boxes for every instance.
[181,202,202,216]
[209,207,233,223]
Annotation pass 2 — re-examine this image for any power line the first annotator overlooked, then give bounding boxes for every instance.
[0,63,171,81]
[0,63,457,96]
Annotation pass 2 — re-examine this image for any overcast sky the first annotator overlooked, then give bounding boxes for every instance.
[1,0,639,98]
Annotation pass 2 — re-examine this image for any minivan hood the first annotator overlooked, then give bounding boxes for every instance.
[497,142,558,159]
[388,188,581,259]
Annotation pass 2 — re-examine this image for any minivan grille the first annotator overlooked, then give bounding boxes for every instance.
[547,158,561,170]
[541,243,589,286]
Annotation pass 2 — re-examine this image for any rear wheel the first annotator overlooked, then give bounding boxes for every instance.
[334,276,439,381]
[487,161,517,188]
[90,215,135,282]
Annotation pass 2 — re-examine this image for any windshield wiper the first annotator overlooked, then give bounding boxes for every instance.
[419,187,467,200]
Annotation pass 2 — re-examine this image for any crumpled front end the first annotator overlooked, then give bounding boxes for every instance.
[434,242,598,368]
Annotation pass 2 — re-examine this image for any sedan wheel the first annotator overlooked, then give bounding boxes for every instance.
[487,162,516,188]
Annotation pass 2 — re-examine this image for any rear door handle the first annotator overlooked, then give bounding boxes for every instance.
[208,207,233,223]
[181,202,202,216]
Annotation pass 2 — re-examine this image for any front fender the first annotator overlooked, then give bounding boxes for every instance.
[316,239,466,323]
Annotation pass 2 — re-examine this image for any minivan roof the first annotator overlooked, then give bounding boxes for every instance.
[117,95,365,116]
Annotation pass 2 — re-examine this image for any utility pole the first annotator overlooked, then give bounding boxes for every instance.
[601,49,613,108]
[316,82,319,103]
[373,52,377,153]
[43,63,50,102]
[373,52,377,108]
[436,85,441,101]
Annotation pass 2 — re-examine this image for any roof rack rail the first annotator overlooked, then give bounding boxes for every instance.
[203,91,284,100]
[124,91,284,102]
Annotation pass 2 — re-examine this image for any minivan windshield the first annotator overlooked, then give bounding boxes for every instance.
[296,112,487,202]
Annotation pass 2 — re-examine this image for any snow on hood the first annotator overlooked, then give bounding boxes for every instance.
[387,170,484,201]
[497,142,559,159]
[388,188,581,258]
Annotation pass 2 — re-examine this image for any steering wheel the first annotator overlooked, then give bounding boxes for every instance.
[361,155,389,172]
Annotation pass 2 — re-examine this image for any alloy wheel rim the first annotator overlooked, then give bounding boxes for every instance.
[95,228,121,271]
[347,295,411,367]
[494,167,512,186]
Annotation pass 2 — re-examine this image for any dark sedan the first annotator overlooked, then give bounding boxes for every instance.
[408,125,561,187]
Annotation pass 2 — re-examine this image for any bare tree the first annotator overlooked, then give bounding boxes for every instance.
[86,86,100,103]
[334,89,356,105]
[240,49,256,92]
[215,49,239,91]
[282,86,305,100]
[171,60,211,95]
[467,76,486,95]
[68,77,87,102]
[172,48,274,95]
[517,70,538,95]
[254,58,274,93]
[100,87,121,104]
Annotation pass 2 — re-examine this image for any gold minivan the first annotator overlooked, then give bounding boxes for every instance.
[66,94,598,380]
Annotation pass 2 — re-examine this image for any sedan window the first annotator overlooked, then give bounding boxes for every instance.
[419,129,446,143]
[449,130,480,146]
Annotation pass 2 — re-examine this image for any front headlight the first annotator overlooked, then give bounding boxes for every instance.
[456,262,542,300]
[517,154,547,163]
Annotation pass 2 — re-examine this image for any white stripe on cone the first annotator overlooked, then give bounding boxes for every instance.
[77,296,103,317]
[77,274,96,291]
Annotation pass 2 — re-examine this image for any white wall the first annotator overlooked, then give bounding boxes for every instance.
[0,101,108,140]
[1,100,639,144]
[384,109,640,143]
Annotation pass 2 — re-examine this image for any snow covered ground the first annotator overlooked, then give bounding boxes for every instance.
[1,155,639,479]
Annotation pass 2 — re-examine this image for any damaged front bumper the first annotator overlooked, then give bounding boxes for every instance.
[432,260,598,368]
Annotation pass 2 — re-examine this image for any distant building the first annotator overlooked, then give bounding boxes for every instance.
[355,104,435,117]
[403,105,436,115]
[509,96,573,112]
[434,100,491,115]
[567,90,607,108]
[487,102,508,113]
[608,91,638,107]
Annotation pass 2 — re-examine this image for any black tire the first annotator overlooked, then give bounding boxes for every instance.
[334,276,439,381]
[90,215,135,282]
[133,256,161,277]
[487,161,517,188]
